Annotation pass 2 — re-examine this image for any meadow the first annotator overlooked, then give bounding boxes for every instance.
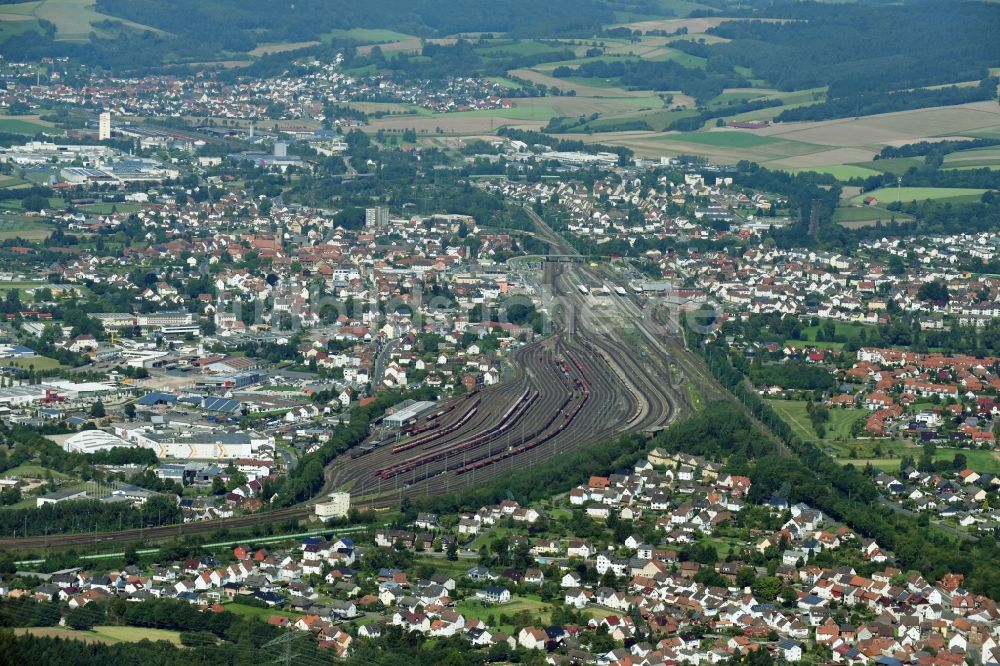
[848,187,988,205]
[0,218,52,241]
[14,626,182,645]
[832,205,913,227]
[770,400,868,444]
[0,116,58,135]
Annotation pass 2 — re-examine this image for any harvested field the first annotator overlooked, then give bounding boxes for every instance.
[755,102,1000,147]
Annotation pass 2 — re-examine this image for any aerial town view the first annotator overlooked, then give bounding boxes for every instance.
[0,0,998,663]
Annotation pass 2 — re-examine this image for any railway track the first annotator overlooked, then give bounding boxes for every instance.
[3,207,711,552]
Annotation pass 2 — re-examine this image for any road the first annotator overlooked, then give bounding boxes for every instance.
[372,338,399,388]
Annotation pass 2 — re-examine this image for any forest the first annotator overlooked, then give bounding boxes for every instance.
[552,58,747,105]
[775,78,998,122]
[707,1,1000,98]
[95,0,614,42]
[748,360,837,391]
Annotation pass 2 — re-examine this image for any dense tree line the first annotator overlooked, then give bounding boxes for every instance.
[0,495,180,538]
[748,360,836,391]
[732,161,841,248]
[707,1,1000,98]
[96,0,612,46]
[669,98,782,131]
[876,137,1000,161]
[776,78,998,122]
[371,39,578,80]
[552,58,746,104]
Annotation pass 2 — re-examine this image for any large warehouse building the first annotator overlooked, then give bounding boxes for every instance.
[117,427,271,460]
[56,430,135,454]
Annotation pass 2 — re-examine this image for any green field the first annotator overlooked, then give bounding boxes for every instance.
[2,355,64,371]
[664,130,776,148]
[16,0,165,40]
[223,602,305,622]
[832,205,913,225]
[455,595,552,633]
[840,445,1000,475]
[477,40,574,58]
[784,165,882,180]
[859,157,925,176]
[0,118,56,135]
[77,202,145,214]
[770,400,869,443]
[0,17,43,39]
[0,218,53,240]
[2,463,71,479]
[943,146,1000,170]
[14,625,182,645]
[849,187,988,205]
[325,28,414,43]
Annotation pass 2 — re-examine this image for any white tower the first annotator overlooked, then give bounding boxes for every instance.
[98,112,111,141]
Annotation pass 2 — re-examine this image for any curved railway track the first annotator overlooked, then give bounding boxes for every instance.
[2,207,708,552]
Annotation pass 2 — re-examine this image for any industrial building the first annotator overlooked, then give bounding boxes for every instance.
[118,426,271,460]
[55,429,135,454]
[384,400,437,427]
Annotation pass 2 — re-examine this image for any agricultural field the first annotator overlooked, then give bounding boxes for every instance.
[848,187,988,205]
[0,116,58,135]
[857,157,925,176]
[942,146,1000,170]
[570,100,1000,176]
[14,626,182,645]
[832,205,913,227]
[0,218,53,241]
[1,0,165,41]
[0,16,42,39]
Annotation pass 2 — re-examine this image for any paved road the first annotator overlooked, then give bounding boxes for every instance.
[372,339,399,388]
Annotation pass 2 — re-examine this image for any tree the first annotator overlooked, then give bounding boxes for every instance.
[211,476,226,495]
[123,403,136,420]
[446,538,458,561]
[917,280,949,303]
[89,400,106,418]
[66,603,104,630]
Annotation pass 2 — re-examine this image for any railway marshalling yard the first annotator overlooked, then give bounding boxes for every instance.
[325,211,729,506]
